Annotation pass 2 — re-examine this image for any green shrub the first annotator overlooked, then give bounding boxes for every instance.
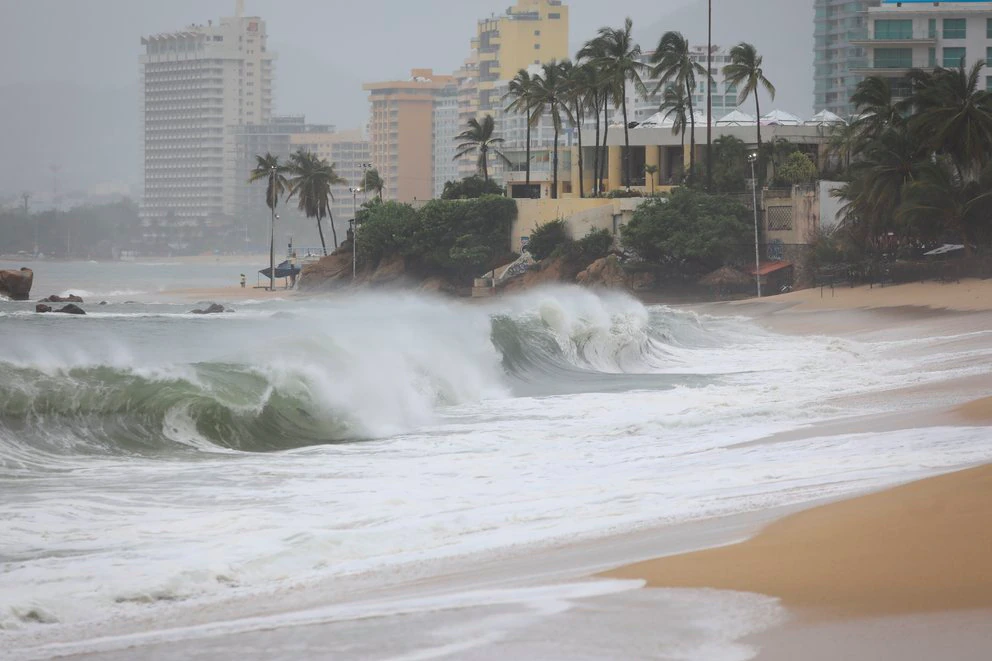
[606,189,645,198]
[525,219,570,261]
[574,228,614,262]
[354,200,418,266]
[440,176,505,200]
[621,187,751,269]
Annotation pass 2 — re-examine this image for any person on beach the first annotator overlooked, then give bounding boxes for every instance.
[289,253,297,289]
[240,273,246,288]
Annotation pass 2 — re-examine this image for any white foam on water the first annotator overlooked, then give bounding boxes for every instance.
[1,286,991,657]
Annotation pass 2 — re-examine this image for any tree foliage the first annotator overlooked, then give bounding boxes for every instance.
[621,189,752,269]
[355,195,516,280]
[778,152,818,185]
[440,176,505,200]
[525,219,570,261]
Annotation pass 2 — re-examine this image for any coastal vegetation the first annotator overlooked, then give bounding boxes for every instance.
[0,199,143,259]
[286,149,345,253]
[832,61,992,255]
[454,115,511,184]
[353,195,516,281]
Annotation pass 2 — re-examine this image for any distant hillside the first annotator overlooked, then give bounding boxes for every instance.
[0,82,140,198]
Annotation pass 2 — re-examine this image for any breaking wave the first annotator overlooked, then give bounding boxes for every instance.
[0,288,715,464]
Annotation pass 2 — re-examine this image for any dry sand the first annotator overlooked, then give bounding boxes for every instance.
[751,278,992,313]
[603,456,992,618]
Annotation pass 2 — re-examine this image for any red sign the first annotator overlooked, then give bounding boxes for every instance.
[248,21,258,32]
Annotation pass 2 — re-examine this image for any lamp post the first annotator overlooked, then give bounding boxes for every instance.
[268,165,276,291]
[748,153,762,298]
[349,186,362,279]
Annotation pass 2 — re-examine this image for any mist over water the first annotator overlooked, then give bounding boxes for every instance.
[2,269,992,658]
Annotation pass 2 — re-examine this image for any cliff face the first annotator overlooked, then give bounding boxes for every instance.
[0,268,33,300]
[299,246,647,297]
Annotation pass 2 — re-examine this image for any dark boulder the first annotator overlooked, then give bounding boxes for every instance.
[0,268,34,301]
[40,294,84,303]
[36,303,52,313]
[190,303,225,314]
[56,304,86,315]
[99,301,108,306]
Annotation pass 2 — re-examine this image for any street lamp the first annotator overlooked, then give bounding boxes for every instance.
[349,186,362,279]
[747,153,762,298]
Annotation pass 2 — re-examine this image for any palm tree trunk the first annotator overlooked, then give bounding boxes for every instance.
[316,217,328,256]
[327,211,338,250]
[600,95,610,193]
[482,147,489,182]
[754,95,762,181]
[525,118,532,196]
[686,80,697,184]
[592,94,601,195]
[622,93,631,189]
[576,102,585,198]
[552,120,560,200]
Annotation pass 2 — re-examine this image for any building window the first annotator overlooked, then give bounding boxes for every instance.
[929,48,936,68]
[874,48,912,69]
[987,47,992,67]
[929,19,937,39]
[988,76,992,92]
[549,12,560,19]
[534,30,540,36]
[943,18,966,39]
[988,18,992,39]
[874,19,913,40]
[534,43,540,49]
[943,47,966,68]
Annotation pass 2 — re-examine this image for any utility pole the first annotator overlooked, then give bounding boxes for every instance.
[268,165,276,291]
[706,0,713,193]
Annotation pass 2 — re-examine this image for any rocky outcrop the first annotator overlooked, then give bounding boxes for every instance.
[299,246,353,290]
[369,254,407,286]
[56,304,86,315]
[190,303,225,315]
[36,303,52,313]
[576,256,627,288]
[40,294,83,303]
[0,268,34,301]
[501,255,577,293]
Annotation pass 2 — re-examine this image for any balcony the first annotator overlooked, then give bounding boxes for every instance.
[850,36,935,47]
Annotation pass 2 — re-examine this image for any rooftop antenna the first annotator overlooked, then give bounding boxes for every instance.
[236,0,244,17]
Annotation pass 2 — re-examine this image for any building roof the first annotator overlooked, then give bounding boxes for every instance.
[806,109,846,126]
[746,260,793,276]
[761,110,803,126]
[715,109,757,126]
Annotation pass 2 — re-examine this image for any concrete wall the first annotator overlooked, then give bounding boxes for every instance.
[511,197,643,253]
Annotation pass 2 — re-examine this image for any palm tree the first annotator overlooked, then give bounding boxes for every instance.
[723,42,776,174]
[644,164,658,195]
[529,61,572,200]
[590,18,646,189]
[362,168,385,200]
[909,61,992,179]
[503,69,539,196]
[454,115,511,183]
[577,36,613,195]
[651,31,706,184]
[826,120,863,175]
[898,157,992,251]
[851,76,903,143]
[561,60,594,197]
[287,149,346,254]
[659,83,690,178]
[248,153,289,290]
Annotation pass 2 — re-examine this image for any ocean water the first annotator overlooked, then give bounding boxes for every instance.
[2,262,991,659]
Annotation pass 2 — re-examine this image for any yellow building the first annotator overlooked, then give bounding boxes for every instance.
[476,0,569,112]
[363,69,456,203]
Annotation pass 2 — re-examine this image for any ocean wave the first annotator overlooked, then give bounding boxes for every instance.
[0,289,708,463]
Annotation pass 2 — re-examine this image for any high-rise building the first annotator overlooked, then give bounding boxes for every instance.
[140,0,274,225]
[289,128,371,228]
[433,89,461,197]
[476,0,570,112]
[851,0,992,99]
[814,0,879,117]
[363,69,456,202]
[454,53,481,179]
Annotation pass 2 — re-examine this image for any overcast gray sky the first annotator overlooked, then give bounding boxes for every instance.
[0,0,811,199]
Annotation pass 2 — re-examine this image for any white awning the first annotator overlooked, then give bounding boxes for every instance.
[760,109,803,126]
[715,109,757,126]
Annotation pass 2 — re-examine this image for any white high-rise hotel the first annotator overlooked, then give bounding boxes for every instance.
[140,0,273,224]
